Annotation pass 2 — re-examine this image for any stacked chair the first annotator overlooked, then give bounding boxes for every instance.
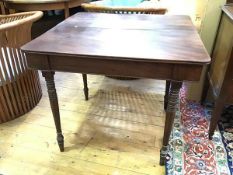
[0,11,43,123]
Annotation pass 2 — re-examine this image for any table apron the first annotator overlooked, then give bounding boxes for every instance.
[26,53,203,81]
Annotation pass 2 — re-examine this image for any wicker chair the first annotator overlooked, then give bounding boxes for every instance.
[81,2,167,80]
[0,2,5,15]
[0,11,43,123]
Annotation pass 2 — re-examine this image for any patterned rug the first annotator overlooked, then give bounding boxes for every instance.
[218,105,233,174]
[166,86,232,175]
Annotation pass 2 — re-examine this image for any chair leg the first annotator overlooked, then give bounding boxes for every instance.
[209,99,225,140]
[82,74,89,101]
[201,73,210,105]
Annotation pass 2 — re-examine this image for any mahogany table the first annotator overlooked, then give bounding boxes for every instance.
[21,13,210,165]
[3,0,84,18]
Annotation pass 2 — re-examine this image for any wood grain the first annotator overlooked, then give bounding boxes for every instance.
[21,12,210,165]
[22,13,210,64]
[201,4,233,139]
[209,8,233,138]
[0,73,166,175]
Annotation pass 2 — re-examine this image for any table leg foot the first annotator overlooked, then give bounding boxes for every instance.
[209,134,213,140]
[57,132,64,152]
[160,145,169,165]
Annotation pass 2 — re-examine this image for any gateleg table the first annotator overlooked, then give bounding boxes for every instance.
[21,12,210,165]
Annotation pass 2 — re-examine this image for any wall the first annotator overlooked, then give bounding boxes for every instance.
[185,0,226,102]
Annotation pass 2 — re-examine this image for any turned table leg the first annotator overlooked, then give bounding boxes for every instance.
[42,71,64,152]
[164,80,170,110]
[160,81,182,165]
[82,74,89,101]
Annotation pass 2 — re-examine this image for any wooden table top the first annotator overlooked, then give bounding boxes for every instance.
[22,13,210,64]
[3,0,71,3]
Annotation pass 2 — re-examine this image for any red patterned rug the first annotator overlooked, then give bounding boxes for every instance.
[166,86,231,175]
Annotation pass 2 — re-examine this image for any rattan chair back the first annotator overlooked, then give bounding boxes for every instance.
[0,11,43,123]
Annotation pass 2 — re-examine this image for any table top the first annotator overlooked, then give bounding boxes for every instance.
[22,13,210,64]
[3,0,71,4]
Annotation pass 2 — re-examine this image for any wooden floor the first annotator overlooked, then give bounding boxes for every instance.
[0,72,166,175]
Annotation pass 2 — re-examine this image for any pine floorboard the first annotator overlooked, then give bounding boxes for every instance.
[0,73,166,175]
